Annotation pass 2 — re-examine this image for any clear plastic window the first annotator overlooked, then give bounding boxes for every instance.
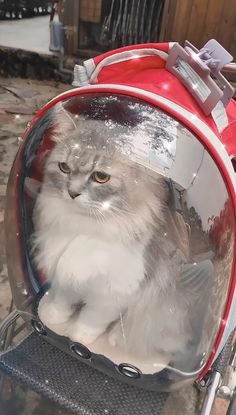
[5,94,235,386]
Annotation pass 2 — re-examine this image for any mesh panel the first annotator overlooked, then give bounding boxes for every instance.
[0,333,168,415]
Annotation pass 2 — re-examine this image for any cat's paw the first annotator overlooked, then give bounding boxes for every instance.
[108,327,121,347]
[68,322,101,345]
[108,332,118,347]
[38,295,71,327]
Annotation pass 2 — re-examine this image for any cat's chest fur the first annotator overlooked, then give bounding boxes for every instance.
[59,234,144,294]
[35,198,145,295]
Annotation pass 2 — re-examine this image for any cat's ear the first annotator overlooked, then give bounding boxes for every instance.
[51,102,77,142]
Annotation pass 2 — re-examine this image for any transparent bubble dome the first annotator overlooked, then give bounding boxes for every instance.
[5,93,235,389]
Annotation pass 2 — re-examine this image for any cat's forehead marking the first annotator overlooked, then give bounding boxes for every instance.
[76,153,99,174]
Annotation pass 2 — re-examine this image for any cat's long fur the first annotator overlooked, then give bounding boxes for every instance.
[33,103,192,360]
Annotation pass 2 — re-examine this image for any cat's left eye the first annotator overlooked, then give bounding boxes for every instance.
[91,171,110,184]
[58,162,71,174]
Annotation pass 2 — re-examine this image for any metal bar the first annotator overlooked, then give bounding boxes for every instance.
[1,298,14,351]
[0,309,20,350]
[227,390,236,415]
[2,318,17,351]
[11,321,28,338]
[0,307,21,397]
[199,371,222,415]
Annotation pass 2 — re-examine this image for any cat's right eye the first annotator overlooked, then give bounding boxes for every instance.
[91,171,111,184]
[58,162,71,174]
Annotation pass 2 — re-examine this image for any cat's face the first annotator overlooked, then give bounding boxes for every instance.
[42,106,166,227]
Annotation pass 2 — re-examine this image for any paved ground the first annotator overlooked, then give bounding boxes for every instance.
[0,16,54,54]
[0,76,230,414]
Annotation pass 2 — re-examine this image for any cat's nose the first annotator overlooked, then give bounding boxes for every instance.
[68,189,81,199]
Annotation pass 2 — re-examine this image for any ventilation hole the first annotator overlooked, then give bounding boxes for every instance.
[118,363,141,378]
[31,319,47,335]
[71,343,91,360]
[231,157,236,172]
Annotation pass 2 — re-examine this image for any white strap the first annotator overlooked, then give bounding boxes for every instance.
[73,48,168,87]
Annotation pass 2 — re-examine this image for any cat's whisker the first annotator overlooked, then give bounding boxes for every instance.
[85,203,106,224]
[109,205,135,218]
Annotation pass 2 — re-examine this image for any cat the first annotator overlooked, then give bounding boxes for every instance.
[32,102,195,360]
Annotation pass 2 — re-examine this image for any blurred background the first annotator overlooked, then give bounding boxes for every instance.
[0,0,235,81]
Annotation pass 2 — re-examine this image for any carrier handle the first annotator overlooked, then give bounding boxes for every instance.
[73,44,169,87]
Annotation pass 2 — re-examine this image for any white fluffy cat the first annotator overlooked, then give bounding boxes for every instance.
[33,102,196,360]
